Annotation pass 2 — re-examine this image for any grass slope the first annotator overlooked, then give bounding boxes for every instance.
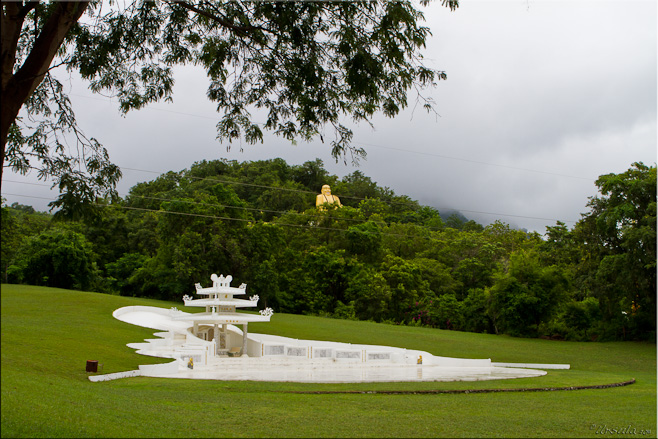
[1,285,655,438]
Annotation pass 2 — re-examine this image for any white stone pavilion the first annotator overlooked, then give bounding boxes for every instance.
[179,274,272,357]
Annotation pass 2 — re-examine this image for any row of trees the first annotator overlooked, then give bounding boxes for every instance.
[2,159,655,341]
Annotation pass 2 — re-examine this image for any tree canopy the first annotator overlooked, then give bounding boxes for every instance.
[1,0,458,215]
[3,159,654,341]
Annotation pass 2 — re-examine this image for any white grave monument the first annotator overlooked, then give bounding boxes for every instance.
[106,273,567,383]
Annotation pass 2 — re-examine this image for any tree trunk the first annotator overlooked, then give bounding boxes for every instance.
[0,1,89,190]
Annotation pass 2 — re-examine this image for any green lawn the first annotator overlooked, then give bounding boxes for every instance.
[1,284,655,438]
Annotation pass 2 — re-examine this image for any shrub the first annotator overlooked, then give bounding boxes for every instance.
[12,228,98,290]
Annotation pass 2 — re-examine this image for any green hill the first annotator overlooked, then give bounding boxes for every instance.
[3,161,656,342]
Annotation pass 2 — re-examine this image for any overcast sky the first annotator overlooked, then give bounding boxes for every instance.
[3,0,656,233]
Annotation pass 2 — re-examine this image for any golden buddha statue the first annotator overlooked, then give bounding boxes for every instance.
[316,184,342,209]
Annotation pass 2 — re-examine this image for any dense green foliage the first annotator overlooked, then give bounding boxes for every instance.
[2,159,655,341]
[1,285,656,438]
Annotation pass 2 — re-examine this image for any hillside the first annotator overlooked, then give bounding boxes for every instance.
[1,160,655,342]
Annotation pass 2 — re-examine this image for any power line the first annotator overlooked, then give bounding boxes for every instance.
[70,93,220,121]
[4,162,583,224]
[118,165,582,222]
[2,179,54,187]
[108,205,483,240]
[3,172,416,212]
[2,191,439,233]
[68,91,596,182]
[116,166,432,213]
[122,194,368,225]
[0,192,445,239]
[451,208,577,223]
[120,166,321,197]
[3,182,322,220]
[118,168,579,223]
[2,188,579,225]
[355,141,594,182]
[120,165,419,206]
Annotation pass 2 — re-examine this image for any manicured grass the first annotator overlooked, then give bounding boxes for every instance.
[1,284,655,437]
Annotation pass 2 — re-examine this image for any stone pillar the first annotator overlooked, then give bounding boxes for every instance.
[242,323,249,357]
[219,325,226,350]
[214,324,219,355]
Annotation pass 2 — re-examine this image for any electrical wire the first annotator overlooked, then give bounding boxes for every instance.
[0,192,450,239]
[70,92,596,182]
[2,186,579,226]
[354,141,594,182]
[4,157,583,224]
[119,166,413,206]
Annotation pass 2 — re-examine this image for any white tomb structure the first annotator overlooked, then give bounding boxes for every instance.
[180,274,272,357]
[109,273,566,383]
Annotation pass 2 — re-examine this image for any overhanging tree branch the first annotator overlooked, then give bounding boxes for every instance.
[169,0,270,37]
[1,1,89,188]
[1,0,458,217]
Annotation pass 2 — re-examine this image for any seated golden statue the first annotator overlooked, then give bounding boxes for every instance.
[316,185,342,210]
